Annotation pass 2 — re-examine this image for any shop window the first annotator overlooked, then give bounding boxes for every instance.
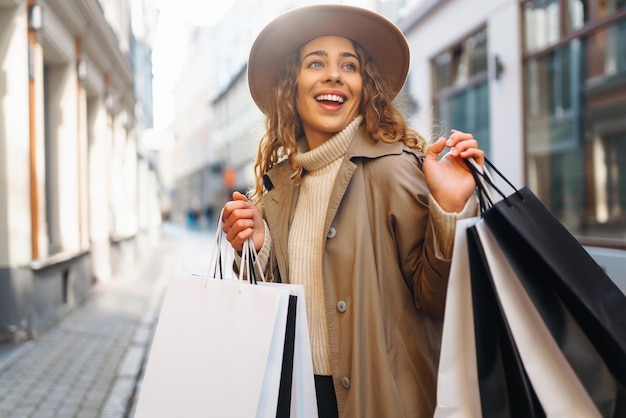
[566,0,587,32]
[523,6,626,242]
[524,0,588,53]
[597,0,626,19]
[432,28,490,158]
[43,64,62,255]
[585,16,626,83]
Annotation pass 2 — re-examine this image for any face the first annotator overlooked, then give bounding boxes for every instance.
[296,36,363,149]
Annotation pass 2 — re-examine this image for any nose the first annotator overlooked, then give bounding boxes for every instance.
[323,64,342,84]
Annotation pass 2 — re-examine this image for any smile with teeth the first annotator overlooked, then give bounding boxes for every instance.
[316,94,345,104]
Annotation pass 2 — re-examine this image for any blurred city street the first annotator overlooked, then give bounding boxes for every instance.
[0,224,216,418]
[0,0,625,417]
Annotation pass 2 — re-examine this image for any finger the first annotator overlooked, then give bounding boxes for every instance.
[449,138,479,157]
[226,232,249,252]
[459,147,485,165]
[226,224,253,248]
[224,216,254,240]
[232,191,249,201]
[222,200,248,222]
[426,137,447,159]
[446,130,474,148]
[223,207,254,233]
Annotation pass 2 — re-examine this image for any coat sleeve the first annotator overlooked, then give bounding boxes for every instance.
[377,149,453,321]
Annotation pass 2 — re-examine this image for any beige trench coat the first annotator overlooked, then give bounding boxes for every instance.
[261,127,451,418]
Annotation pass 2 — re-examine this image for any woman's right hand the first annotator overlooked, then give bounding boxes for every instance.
[221,191,265,252]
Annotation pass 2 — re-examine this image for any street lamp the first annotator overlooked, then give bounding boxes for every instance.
[77,59,87,82]
[28,3,44,32]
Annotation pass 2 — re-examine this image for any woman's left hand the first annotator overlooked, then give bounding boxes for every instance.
[423,129,484,213]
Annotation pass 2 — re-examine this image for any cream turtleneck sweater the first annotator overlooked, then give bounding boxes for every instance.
[288,116,363,375]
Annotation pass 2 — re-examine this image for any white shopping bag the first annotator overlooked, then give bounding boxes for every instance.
[134,274,292,418]
[258,282,318,417]
[434,217,482,418]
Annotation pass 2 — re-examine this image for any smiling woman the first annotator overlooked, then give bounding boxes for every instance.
[295,36,363,149]
[219,4,485,417]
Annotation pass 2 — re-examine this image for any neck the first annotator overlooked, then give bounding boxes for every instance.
[303,129,332,150]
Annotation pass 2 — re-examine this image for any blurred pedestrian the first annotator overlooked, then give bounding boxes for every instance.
[221,4,484,417]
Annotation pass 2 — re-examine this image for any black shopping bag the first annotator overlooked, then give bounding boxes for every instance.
[466,225,544,418]
[466,158,626,417]
[277,294,297,418]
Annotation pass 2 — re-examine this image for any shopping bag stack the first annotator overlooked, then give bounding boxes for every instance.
[134,217,318,418]
[435,158,626,418]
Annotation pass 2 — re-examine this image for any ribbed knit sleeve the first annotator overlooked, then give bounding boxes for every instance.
[428,194,478,260]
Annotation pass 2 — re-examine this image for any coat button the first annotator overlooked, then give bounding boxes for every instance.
[327,227,336,239]
[341,376,351,389]
[337,300,347,313]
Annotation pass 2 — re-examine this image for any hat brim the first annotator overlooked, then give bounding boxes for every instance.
[248,4,410,114]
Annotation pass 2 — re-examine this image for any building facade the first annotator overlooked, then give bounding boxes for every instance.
[0,0,160,342]
[161,0,382,228]
[157,0,625,283]
[400,0,626,283]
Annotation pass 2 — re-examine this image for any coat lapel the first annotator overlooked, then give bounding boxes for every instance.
[263,163,299,281]
[323,128,404,234]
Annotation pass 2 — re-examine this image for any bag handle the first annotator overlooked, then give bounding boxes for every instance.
[465,157,519,213]
[209,207,227,280]
[240,238,266,284]
[210,205,266,286]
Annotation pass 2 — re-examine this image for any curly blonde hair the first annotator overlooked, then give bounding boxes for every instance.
[248,40,427,207]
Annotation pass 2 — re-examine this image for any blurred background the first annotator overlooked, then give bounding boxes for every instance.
[0,0,625,381]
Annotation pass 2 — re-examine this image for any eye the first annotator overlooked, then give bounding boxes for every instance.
[307,60,323,69]
[343,62,358,72]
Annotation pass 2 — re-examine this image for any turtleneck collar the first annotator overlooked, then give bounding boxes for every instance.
[295,115,363,172]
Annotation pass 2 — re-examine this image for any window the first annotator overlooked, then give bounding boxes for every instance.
[524,0,588,53]
[523,1,626,242]
[432,28,490,157]
[597,0,626,19]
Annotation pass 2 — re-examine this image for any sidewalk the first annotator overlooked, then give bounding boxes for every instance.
[0,223,216,418]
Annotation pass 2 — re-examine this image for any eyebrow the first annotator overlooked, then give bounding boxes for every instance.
[303,50,359,61]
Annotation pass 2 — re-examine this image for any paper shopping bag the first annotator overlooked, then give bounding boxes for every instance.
[483,187,626,377]
[258,282,318,418]
[134,274,292,418]
[466,225,543,418]
[278,294,297,417]
[472,221,603,417]
[465,157,626,416]
[434,217,482,418]
[481,212,622,415]
[243,234,318,417]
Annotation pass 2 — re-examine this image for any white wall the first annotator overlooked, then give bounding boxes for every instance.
[487,1,524,188]
[403,0,524,187]
[0,6,33,266]
[47,64,81,254]
[88,102,113,281]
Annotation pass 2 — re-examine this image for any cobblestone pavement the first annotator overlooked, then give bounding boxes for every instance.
[0,224,216,418]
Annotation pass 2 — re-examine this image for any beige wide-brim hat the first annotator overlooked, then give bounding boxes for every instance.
[248,4,410,115]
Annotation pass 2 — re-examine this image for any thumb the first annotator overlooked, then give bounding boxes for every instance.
[426,137,447,160]
[232,191,249,202]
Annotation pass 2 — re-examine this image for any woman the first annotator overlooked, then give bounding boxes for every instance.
[221,4,484,417]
